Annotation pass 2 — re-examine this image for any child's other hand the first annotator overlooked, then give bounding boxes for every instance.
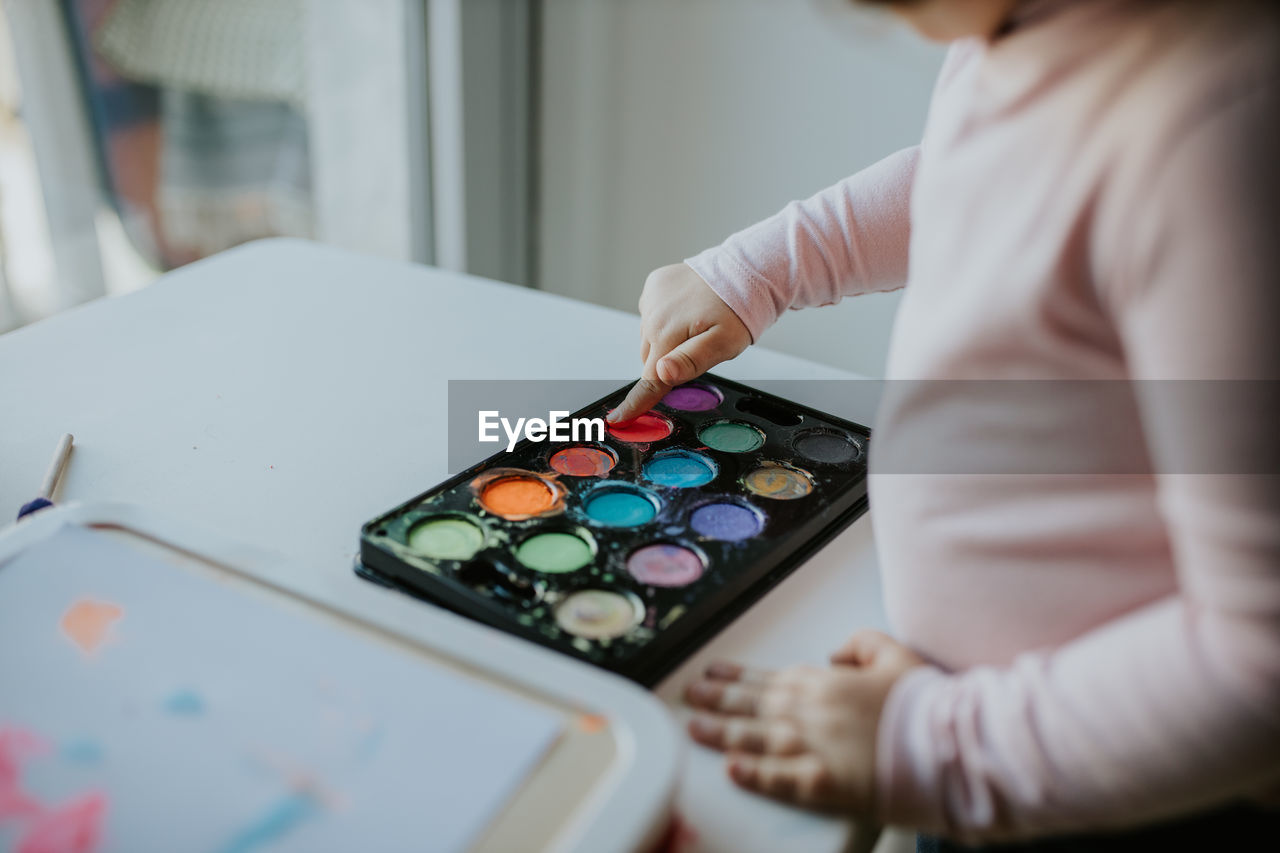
[608,264,752,424]
[683,630,925,813]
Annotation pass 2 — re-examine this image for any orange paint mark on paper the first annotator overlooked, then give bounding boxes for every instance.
[575,714,607,734]
[60,600,123,656]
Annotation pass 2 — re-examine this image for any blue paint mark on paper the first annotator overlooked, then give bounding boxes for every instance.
[356,723,384,764]
[216,792,319,853]
[62,737,104,765]
[164,688,206,716]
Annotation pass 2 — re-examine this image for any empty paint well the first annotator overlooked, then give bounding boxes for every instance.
[794,430,861,464]
[555,590,643,639]
[698,421,765,453]
[735,395,803,426]
[627,544,705,587]
[584,485,660,527]
[742,463,815,500]
[515,531,595,574]
[606,412,674,444]
[549,445,616,477]
[407,515,486,560]
[661,383,723,412]
[456,559,544,603]
[690,502,763,541]
[475,470,566,520]
[642,450,717,488]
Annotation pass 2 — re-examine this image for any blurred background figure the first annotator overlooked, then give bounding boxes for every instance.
[79,0,312,268]
[0,0,315,326]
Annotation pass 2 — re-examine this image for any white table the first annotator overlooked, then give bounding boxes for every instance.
[0,239,889,853]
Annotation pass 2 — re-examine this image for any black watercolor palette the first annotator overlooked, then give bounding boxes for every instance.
[357,375,870,686]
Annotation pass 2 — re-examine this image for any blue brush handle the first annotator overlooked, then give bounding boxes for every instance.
[18,434,74,521]
[17,497,55,520]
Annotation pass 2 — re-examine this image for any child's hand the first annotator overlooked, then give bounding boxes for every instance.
[683,630,925,813]
[608,264,752,424]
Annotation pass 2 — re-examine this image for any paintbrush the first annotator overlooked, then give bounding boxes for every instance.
[18,433,74,520]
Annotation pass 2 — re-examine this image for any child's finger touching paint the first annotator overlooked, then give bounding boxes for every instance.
[612,379,674,426]
[609,263,752,424]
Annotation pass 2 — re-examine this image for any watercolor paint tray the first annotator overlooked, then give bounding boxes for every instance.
[358,375,870,686]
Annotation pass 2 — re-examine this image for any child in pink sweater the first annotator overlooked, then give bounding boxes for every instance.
[609,0,1280,847]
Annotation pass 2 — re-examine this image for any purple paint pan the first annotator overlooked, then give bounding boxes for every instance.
[661,383,723,412]
[689,501,764,542]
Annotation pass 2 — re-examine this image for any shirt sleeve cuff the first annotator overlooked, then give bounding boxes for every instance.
[684,249,782,344]
[874,665,950,831]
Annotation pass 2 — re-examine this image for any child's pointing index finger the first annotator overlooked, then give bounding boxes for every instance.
[608,378,671,424]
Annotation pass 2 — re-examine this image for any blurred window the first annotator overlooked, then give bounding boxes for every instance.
[64,0,314,270]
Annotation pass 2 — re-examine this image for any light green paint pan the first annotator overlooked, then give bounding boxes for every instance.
[515,532,594,574]
[407,516,486,561]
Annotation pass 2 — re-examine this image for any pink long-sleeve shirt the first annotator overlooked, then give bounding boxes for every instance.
[686,0,1280,842]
